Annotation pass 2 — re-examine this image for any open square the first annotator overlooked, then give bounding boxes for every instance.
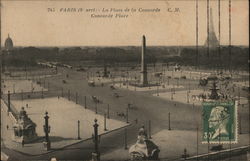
[11,97,127,139]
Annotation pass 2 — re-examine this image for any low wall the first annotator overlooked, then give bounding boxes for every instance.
[1,99,18,123]
[186,145,249,161]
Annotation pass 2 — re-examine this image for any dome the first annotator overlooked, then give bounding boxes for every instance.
[5,34,14,51]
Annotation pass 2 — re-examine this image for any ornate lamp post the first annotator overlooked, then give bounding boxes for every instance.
[107,104,110,119]
[7,91,10,113]
[21,90,23,101]
[77,120,81,139]
[124,128,128,150]
[84,96,87,109]
[157,85,159,96]
[134,76,137,91]
[95,102,98,114]
[148,120,152,139]
[92,119,100,161]
[75,92,78,104]
[42,89,44,99]
[168,112,171,130]
[43,111,51,151]
[126,107,129,123]
[104,114,107,131]
[126,71,129,89]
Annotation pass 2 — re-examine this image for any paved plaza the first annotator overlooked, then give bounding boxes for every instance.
[12,97,127,139]
[2,79,47,94]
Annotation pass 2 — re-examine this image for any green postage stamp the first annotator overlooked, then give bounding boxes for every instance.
[202,101,237,144]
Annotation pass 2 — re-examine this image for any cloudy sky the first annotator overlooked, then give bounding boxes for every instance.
[1,0,249,47]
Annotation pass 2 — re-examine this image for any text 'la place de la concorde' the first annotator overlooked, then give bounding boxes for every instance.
[91,8,161,18]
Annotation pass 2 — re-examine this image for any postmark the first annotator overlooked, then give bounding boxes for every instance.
[202,101,237,144]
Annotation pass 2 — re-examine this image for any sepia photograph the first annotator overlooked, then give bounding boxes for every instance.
[0,0,249,161]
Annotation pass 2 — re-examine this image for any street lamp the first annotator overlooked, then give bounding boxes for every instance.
[134,76,137,91]
[43,111,51,151]
[77,120,81,139]
[107,104,110,119]
[7,91,10,113]
[92,119,100,161]
[126,107,129,123]
[95,102,98,114]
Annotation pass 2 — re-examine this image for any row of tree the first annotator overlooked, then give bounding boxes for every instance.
[179,46,249,70]
[2,46,249,70]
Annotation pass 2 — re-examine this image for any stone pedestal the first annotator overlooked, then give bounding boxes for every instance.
[92,152,100,161]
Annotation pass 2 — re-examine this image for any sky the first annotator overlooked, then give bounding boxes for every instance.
[0,0,249,47]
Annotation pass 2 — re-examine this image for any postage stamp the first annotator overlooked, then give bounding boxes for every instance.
[202,101,238,144]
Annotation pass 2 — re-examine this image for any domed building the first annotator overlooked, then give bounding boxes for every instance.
[4,34,14,52]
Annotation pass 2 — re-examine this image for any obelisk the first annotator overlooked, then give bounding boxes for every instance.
[140,35,148,86]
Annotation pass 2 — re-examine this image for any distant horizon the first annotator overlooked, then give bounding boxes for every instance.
[1,44,249,48]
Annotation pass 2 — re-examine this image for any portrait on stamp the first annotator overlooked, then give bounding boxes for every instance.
[202,102,237,144]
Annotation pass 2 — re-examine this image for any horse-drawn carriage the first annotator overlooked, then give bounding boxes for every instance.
[110,85,116,90]
[91,95,101,103]
[88,80,95,87]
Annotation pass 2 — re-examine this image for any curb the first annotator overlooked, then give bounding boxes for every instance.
[185,145,250,160]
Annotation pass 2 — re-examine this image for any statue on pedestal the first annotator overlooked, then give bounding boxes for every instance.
[12,107,38,143]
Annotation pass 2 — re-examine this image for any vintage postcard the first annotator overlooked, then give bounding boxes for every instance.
[0,0,249,161]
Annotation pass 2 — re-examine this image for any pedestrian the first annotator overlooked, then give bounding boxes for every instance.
[22,140,24,147]
[138,125,147,139]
